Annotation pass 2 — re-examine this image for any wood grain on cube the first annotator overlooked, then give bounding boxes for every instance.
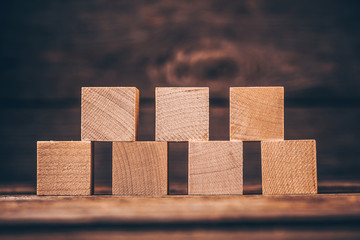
[189,141,243,195]
[230,87,284,141]
[81,87,139,141]
[261,140,317,195]
[37,141,93,196]
[113,142,168,195]
[156,87,209,141]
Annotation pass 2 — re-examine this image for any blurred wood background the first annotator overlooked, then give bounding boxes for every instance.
[1,0,360,194]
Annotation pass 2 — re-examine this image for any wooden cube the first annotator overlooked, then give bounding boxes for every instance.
[230,87,284,141]
[261,140,317,195]
[37,141,93,195]
[188,141,243,195]
[113,142,168,195]
[81,87,139,141]
[156,87,209,141]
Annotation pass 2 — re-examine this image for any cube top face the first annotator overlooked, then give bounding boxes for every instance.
[37,141,93,196]
[81,87,139,142]
[230,87,284,141]
[112,141,168,196]
[189,141,243,195]
[156,87,209,142]
[261,140,317,195]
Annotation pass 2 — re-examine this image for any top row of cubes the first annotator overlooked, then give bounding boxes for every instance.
[81,87,284,142]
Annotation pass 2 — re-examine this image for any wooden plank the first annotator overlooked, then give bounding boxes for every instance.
[1,230,360,240]
[261,140,317,195]
[81,87,139,141]
[188,141,243,195]
[37,141,93,196]
[112,142,168,195]
[0,194,360,225]
[155,87,209,141]
[230,87,284,141]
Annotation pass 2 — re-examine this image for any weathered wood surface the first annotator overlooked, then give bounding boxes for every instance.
[112,142,168,195]
[1,1,360,100]
[1,184,359,239]
[0,193,359,225]
[155,87,209,141]
[1,230,360,240]
[2,183,359,239]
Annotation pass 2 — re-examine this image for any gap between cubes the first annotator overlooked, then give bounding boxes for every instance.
[92,142,261,195]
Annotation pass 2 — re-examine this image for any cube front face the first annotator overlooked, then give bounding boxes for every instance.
[81,87,139,141]
[156,87,209,142]
[112,142,168,195]
[261,140,317,195]
[189,141,243,195]
[230,87,284,141]
[37,141,93,196]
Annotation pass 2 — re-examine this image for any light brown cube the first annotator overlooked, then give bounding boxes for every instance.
[113,142,168,195]
[37,141,93,196]
[81,87,139,141]
[156,87,209,141]
[230,87,284,141]
[261,140,317,195]
[189,141,243,195]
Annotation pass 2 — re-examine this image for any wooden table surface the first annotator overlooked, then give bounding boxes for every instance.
[1,182,360,240]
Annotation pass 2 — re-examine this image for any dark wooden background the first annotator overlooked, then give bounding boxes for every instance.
[1,0,360,193]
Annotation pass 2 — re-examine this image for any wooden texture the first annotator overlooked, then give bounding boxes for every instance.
[1,183,360,239]
[37,141,93,196]
[156,87,209,141]
[2,231,360,240]
[188,141,243,195]
[1,193,360,225]
[81,87,139,141]
[261,140,317,195]
[112,142,168,195]
[230,87,284,141]
[2,1,360,100]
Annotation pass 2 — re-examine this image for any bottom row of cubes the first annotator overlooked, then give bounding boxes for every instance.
[37,140,317,196]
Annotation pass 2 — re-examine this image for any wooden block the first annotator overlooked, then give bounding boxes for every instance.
[37,141,93,195]
[261,140,317,195]
[81,87,139,141]
[230,87,284,141]
[112,141,168,195]
[156,87,209,141]
[188,141,243,195]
